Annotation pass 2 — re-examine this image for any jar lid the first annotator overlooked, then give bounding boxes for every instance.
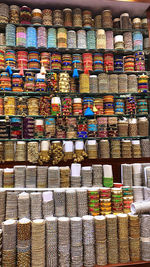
[120,13,129,17]
[71,163,81,176]
[75,140,84,150]
[132,140,140,145]
[16,141,26,144]
[113,18,120,22]
[36,73,45,79]
[142,18,147,23]
[100,139,108,142]
[82,166,92,171]
[94,215,105,220]
[32,9,42,14]
[97,29,105,34]
[117,213,128,218]
[118,117,128,123]
[115,35,123,43]
[68,30,76,33]
[106,214,116,219]
[133,17,141,23]
[112,187,122,192]
[41,140,50,151]
[90,75,97,78]
[52,141,61,144]
[21,5,31,9]
[51,97,61,104]
[138,117,147,121]
[4,168,14,173]
[88,187,99,192]
[129,118,137,123]
[102,9,111,13]
[54,9,62,12]
[13,73,22,78]
[87,140,97,145]
[63,140,74,152]
[95,14,101,18]
[73,98,82,103]
[63,8,72,12]
[123,196,133,200]
[10,5,20,11]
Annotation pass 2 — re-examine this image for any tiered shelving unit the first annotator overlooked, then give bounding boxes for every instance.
[0,10,150,265]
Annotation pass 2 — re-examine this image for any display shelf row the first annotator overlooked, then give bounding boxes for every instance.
[1,45,150,54]
[0,187,105,191]
[1,48,147,75]
[1,161,150,189]
[0,114,148,118]
[0,68,149,75]
[0,136,148,142]
[0,91,150,97]
[0,22,149,33]
[95,262,150,267]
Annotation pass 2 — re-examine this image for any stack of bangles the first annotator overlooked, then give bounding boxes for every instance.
[0,50,5,68]
[138,74,148,92]
[114,55,123,71]
[10,117,22,139]
[123,196,133,213]
[97,117,108,137]
[72,54,83,71]
[51,53,61,70]
[35,78,47,92]
[17,51,28,70]
[82,53,93,71]
[77,117,88,138]
[88,189,100,216]
[83,97,93,114]
[124,55,135,72]
[93,53,104,71]
[39,96,50,116]
[5,50,16,68]
[136,99,148,114]
[0,72,11,91]
[104,53,114,72]
[125,97,136,115]
[12,73,23,92]
[62,54,72,71]
[94,98,104,115]
[51,96,61,116]
[62,97,72,116]
[115,99,125,114]
[122,186,133,213]
[24,72,35,91]
[111,188,123,215]
[0,98,3,115]
[88,119,98,137]
[28,51,40,69]
[103,95,114,115]
[100,188,111,215]
[40,52,50,70]
[135,51,145,71]
[73,98,82,115]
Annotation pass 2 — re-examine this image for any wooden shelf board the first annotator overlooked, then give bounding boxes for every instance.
[94,261,150,267]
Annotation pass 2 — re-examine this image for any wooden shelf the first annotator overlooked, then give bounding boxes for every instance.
[95,261,150,267]
[0,22,149,32]
[1,45,150,55]
[0,157,150,183]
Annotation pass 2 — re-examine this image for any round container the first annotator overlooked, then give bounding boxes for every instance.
[32,8,42,25]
